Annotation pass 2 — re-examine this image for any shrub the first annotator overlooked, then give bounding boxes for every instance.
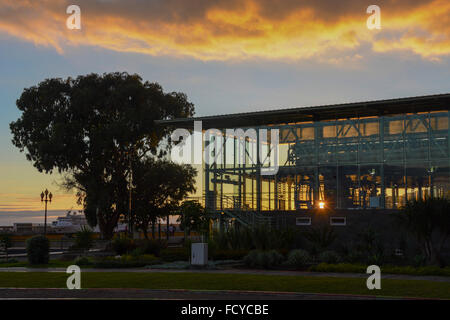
[136,254,158,262]
[211,227,299,252]
[210,249,249,261]
[0,258,18,264]
[135,239,166,257]
[412,254,427,268]
[26,235,49,265]
[74,256,92,266]
[243,250,284,269]
[92,254,160,268]
[261,250,284,268]
[111,237,136,255]
[286,249,311,269]
[160,248,190,262]
[243,250,260,267]
[74,227,94,251]
[252,227,272,251]
[354,226,385,265]
[130,247,146,257]
[318,250,341,264]
[310,263,366,273]
[0,234,12,261]
[122,254,158,263]
[397,197,450,266]
[303,225,336,252]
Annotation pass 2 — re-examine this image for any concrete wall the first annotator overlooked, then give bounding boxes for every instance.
[269,209,450,261]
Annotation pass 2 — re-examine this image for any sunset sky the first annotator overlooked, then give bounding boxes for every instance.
[0,0,449,225]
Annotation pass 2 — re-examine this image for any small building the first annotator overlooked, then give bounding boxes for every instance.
[0,226,13,233]
[160,93,450,230]
[13,223,33,234]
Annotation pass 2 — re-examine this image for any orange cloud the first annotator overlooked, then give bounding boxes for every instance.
[0,0,449,61]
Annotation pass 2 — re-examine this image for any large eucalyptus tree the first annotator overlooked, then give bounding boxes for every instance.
[10,72,194,239]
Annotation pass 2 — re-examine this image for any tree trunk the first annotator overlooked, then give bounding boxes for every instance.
[143,228,149,240]
[166,214,170,241]
[424,238,439,266]
[97,211,120,240]
[151,220,156,239]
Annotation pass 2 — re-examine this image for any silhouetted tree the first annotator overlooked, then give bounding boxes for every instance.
[397,197,450,266]
[10,72,194,239]
[0,234,12,262]
[132,158,197,239]
[177,200,210,241]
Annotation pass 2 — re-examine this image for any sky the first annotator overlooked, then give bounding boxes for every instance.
[0,0,449,225]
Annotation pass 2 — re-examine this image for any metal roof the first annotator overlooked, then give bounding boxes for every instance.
[157,93,450,129]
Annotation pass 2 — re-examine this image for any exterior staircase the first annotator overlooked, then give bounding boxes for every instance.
[222,210,273,228]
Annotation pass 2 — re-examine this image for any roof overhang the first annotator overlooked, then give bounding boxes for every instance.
[157,93,450,129]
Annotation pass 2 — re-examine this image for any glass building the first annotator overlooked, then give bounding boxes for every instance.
[161,94,450,226]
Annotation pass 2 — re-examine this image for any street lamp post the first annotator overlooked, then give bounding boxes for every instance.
[40,189,52,236]
[126,146,135,238]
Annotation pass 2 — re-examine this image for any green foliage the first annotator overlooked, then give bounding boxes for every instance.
[74,256,93,266]
[132,158,197,238]
[1,272,449,299]
[243,250,259,267]
[318,250,341,264]
[354,226,385,265]
[397,197,450,266]
[243,250,284,269]
[210,228,251,251]
[159,248,190,262]
[10,72,195,239]
[336,226,385,265]
[271,228,298,251]
[210,249,249,261]
[303,225,336,252]
[74,227,94,251]
[210,226,298,252]
[111,237,137,255]
[262,250,284,268]
[133,239,166,257]
[412,254,427,268]
[0,259,18,264]
[310,263,367,273]
[226,227,253,250]
[26,236,49,265]
[92,254,159,268]
[178,201,210,237]
[0,234,12,261]
[286,249,311,269]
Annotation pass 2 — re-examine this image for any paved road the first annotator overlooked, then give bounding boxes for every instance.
[0,288,399,300]
[0,267,449,282]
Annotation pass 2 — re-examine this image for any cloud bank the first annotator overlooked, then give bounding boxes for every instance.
[0,0,449,61]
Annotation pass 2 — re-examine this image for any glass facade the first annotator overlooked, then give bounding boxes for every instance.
[204,110,450,212]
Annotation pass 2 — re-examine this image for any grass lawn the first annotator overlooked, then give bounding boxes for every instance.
[0,272,449,299]
[310,263,450,277]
